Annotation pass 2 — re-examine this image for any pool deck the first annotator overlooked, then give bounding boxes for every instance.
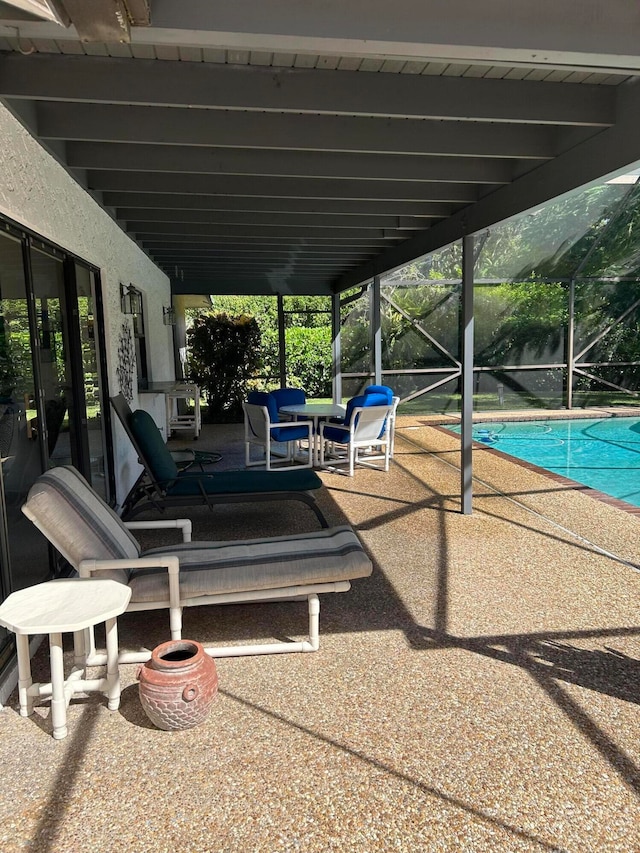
[1,414,639,852]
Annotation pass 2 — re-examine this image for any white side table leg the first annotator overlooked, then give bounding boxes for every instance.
[49,631,68,740]
[165,394,172,438]
[73,628,86,669]
[194,393,201,437]
[85,623,98,663]
[104,616,121,711]
[16,633,33,717]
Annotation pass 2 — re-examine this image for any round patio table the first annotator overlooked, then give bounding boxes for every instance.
[279,402,346,467]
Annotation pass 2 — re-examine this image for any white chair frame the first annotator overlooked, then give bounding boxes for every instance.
[388,396,400,457]
[79,538,349,663]
[243,401,313,470]
[319,404,393,476]
[356,395,400,461]
[22,512,366,663]
[21,467,372,663]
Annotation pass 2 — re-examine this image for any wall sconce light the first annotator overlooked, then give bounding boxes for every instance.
[163,306,177,326]
[120,283,143,315]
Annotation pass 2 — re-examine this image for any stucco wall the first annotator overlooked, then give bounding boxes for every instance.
[0,103,174,506]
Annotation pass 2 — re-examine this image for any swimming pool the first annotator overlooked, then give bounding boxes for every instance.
[447,417,640,508]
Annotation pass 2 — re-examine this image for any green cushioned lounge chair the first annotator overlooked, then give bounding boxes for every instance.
[110,395,328,527]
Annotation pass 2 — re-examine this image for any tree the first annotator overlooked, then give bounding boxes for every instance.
[186,313,261,422]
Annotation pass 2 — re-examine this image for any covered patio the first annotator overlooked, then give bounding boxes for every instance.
[3,0,640,513]
[1,416,639,851]
[2,0,640,509]
[0,4,639,851]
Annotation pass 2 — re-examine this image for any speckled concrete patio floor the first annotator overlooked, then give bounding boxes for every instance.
[1,416,639,853]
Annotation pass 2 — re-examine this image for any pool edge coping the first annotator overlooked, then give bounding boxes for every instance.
[428,418,640,518]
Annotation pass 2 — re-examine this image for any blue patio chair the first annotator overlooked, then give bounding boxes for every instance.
[364,385,400,456]
[271,386,307,423]
[271,387,306,410]
[318,392,394,476]
[363,384,394,403]
[328,385,393,428]
[243,391,313,470]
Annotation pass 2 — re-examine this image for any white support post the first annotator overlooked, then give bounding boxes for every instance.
[307,594,320,652]
[49,632,68,740]
[16,633,33,717]
[73,628,85,669]
[167,557,183,640]
[169,605,183,639]
[104,616,121,710]
[86,625,97,661]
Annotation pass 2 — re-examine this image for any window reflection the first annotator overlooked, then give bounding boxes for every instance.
[0,232,50,595]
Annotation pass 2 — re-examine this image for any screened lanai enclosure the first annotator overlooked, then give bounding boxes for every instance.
[338,173,640,414]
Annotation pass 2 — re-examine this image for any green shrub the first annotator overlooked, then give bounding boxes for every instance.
[252,325,332,396]
[187,313,261,422]
[284,326,332,397]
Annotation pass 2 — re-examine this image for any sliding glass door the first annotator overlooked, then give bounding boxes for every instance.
[30,245,74,471]
[0,223,113,672]
[0,232,50,606]
[75,263,110,499]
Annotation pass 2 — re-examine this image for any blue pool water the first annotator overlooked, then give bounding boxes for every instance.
[447,417,640,508]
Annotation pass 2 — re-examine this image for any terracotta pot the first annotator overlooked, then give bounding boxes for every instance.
[137,639,218,731]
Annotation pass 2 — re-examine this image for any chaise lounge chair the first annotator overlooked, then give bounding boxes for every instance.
[22,466,373,660]
[110,394,328,527]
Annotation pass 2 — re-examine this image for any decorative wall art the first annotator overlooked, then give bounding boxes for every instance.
[116,322,135,402]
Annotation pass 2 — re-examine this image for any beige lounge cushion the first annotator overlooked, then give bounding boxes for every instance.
[129,525,372,603]
[22,466,140,584]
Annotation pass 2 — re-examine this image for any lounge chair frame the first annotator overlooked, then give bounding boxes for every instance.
[21,467,372,661]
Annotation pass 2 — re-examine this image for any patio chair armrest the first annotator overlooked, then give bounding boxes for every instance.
[269,419,312,435]
[79,555,180,576]
[79,555,182,612]
[170,449,221,471]
[319,421,350,437]
[124,519,192,543]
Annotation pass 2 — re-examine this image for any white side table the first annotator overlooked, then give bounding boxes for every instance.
[0,578,132,740]
[166,382,201,439]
